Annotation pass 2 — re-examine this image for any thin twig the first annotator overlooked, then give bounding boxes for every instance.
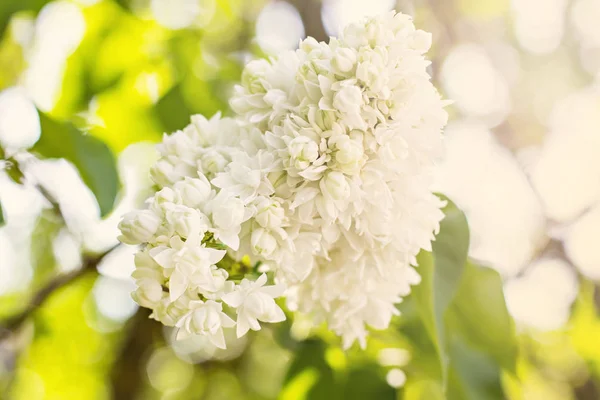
[0,245,119,340]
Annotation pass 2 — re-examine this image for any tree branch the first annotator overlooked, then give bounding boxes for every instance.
[110,308,160,399]
[287,0,328,43]
[0,245,119,340]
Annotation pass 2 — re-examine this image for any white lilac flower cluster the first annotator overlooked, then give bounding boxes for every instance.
[119,11,448,349]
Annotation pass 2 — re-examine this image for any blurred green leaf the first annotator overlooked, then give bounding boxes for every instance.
[402,380,445,400]
[282,340,337,400]
[30,209,61,286]
[0,0,47,37]
[447,262,517,374]
[0,292,28,320]
[412,197,470,384]
[342,366,395,400]
[0,199,4,225]
[9,272,122,400]
[113,0,132,12]
[156,84,194,132]
[570,281,600,378]
[446,338,505,400]
[273,315,300,351]
[409,198,515,397]
[33,113,120,217]
[282,340,397,400]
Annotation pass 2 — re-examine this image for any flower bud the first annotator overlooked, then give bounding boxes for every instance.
[206,266,229,294]
[166,206,209,238]
[118,210,161,245]
[152,293,193,326]
[331,135,365,175]
[254,197,285,229]
[332,47,357,73]
[151,159,189,187]
[159,130,194,158]
[333,85,363,114]
[251,228,278,258]
[322,171,350,200]
[410,30,432,53]
[150,187,181,216]
[133,251,164,282]
[241,59,270,94]
[299,36,321,53]
[199,149,229,177]
[191,303,221,332]
[308,107,335,132]
[155,187,179,204]
[132,278,164,308]
[211,197,246,231]
[175,300,235,347]
[288,136,319,170]
[356,48,387,92]
[174,176,212,208]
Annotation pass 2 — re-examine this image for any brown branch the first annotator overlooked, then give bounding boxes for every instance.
[575,378,600,400]
[110,308,159,399]
[287,0,328,42]
[0,245,119,340]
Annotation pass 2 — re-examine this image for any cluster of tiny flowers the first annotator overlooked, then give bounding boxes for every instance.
[119,11,448,349]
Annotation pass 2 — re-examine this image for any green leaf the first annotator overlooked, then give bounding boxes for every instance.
[30,209,62,286]
[156,84,194,133]
[0,0,48,37]
[447,262,517,374]
[0,199,4,226]
[33,113,120,217]
[402,380,445,400]
[446,338,505,400]
[282,341,398,400]
[281,340,338,400]
[411,197,470,384]
[341,366,395,400]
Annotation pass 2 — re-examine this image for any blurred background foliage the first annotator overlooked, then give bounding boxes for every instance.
[0,0,600,399]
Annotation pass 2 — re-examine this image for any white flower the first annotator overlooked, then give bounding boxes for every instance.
[132,250,165,282]
[322,172,350,200]
[164,205,210,239]
[151,292,195,326]
[330,133,365,175]
[211,151,275,203]
[173,176,212,208]
[175,300,236,348]
[250,228,278,258]
[158,129,198,162]
[199,149,230,177]
[123,11,447,349]
[151,187,181,214]
[332,47,357,74]
[130,251,166,308]
[169,262,230,301]
[118,210,162,245]
[188,113,236,147]
[209,195,247,231]
[149,236,226,300]
[288,136,319,170]
[333,84,363,115]
[131,278,164,308]
[0,87,40,152]
[253,197,285,229]
[222,274,286,337]
[317,171,352,222]
[150,159,195,188]
[206,192,250,250]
